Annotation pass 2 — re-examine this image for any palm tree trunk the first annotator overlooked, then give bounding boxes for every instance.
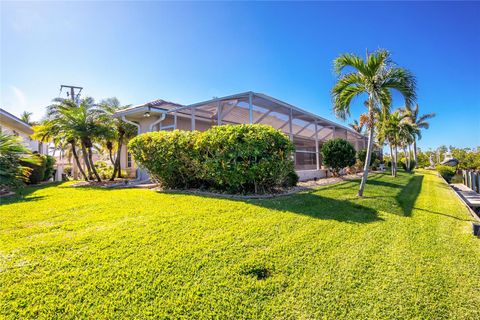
[394,146,398,177]
[408,144,413,170]
[413,140,418,168]
[87,147,102,182]
[358,124,374,197]
[81,143,94,180]
[389,144,394,177]
[110,141,122,181]
[71,142,88,181]
[403,146,409,172]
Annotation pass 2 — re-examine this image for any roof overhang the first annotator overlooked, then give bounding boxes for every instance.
[0,108,33,134]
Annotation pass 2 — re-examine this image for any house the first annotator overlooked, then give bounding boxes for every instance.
[0,108,48,154]
[114,92,368,181]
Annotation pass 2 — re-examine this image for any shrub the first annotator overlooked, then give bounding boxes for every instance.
[321,139,356,176]
[128,125,297,193]
[44,155,56,181]
[357,149,378,167]
[94,160,114,180]
[436,165,456,183]
[63,164,72,176]
[0,132,33,190]
[128,130,201,189]
[21,153,46,184]
[196,125,296,193]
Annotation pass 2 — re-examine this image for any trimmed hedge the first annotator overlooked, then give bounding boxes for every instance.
[128,124,297,194]
[436,165,456,183]
[357,148,378,167]
[321,138,356,176]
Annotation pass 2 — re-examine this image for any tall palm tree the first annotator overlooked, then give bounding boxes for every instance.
[98,98,137,180]
[401,104,435,167]
[332,49,416,196]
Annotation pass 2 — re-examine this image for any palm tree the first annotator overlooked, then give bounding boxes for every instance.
[20,111,34,125]
[45,97,105,181]
[401,104,435,167]
[98,98,136,180]
[33,119,90,181]
[349,119,364,134]
[332,49,416,196]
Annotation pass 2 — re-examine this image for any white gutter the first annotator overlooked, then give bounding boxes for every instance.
[149,113,166,131]
[122,115,140,134]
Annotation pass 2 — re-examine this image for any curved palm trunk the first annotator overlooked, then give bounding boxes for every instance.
[71,142,88,181]
[81,143,94,180]
[358,124,374,197]
[87,147,102,182]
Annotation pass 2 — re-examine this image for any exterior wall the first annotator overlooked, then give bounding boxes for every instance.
[297,169,329,181]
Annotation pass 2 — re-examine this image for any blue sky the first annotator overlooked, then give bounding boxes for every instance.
[1,1,479,150]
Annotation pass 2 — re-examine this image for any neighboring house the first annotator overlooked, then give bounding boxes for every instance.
[114,92,368,181]
[0,108,48,154]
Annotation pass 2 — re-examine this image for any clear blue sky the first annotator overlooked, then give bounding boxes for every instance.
[1,1,479,150]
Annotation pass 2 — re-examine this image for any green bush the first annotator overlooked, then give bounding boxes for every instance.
[63,164,72,176]
[94,160,114,180]
[196,125,296,193]
[128,125,296,193]
[436,165,456,183]
[20,153,46,184]
[128,130,201,188]
[44,155,56,181]
[321,139,356,176]
[357,149,378,167]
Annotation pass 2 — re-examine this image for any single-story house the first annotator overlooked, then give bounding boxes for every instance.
[0,108,48,154]
[114,92,368,181]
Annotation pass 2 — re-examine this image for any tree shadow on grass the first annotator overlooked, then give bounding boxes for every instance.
[395,175,423,217]
[247,192,383,223]
[1,182,63,205]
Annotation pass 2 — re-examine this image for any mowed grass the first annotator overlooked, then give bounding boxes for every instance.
[1,170,479,319]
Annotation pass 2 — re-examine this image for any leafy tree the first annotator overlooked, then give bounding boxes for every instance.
[321,139,356,176]
[332,49,416,196]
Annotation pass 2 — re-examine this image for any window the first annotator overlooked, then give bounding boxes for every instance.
[127,151,132,168]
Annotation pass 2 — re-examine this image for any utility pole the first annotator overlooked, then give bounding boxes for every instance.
[59,85,83,103]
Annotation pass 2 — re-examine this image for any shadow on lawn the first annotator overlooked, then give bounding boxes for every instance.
[1,182,63,205]
[395,175,423,216]
[247,192,383,223]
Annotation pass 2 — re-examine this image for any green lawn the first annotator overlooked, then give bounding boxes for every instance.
[1,170,479,319]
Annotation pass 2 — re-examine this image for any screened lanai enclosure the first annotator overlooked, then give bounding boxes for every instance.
[115,92,368,181]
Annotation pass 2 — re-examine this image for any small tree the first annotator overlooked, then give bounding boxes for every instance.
[321,139,356,176]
